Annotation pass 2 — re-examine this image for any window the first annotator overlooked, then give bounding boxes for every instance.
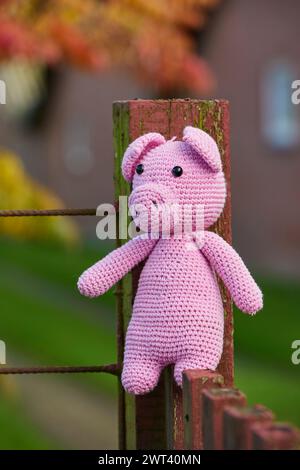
[261,60,300,150]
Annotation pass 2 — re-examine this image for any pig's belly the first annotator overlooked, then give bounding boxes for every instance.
[125,238,224,364]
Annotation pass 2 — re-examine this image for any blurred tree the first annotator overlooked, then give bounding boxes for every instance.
[0,0,221,94]
[0,149,79,243]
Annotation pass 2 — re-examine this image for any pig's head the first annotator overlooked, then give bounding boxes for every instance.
[122,126,226,236]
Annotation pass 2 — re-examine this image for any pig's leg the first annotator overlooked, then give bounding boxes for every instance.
[121,357,163,395]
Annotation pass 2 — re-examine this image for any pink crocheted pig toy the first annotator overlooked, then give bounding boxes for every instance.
[78,126,263,395]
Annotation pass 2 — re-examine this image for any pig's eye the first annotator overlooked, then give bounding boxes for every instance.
[172,166,183,177]
[136,164,144,175]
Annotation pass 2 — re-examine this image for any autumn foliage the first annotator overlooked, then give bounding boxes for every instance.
[0,149,79,244]
[0,0,220,93]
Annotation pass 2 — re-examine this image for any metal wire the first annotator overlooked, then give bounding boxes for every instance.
[0,208,97,217]
[0,364,120,376]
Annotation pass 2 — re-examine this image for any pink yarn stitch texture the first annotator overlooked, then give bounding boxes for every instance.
[78,126,263,395]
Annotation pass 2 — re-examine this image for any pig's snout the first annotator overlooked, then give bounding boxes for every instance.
[129,183,176,214]
[129,183,177,234]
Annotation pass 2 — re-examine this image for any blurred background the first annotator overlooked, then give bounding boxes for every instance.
[0,0,299,449]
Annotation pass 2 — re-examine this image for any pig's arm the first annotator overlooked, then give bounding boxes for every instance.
[200,231,263,314]
[78,236,157,298]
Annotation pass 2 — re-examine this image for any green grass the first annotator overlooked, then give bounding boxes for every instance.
[0,236,115,312]
[0,395,55,449]
[234,276,300,425]
[0,236,118,449]
[234,277,300,371]
[0,236,117,392]
[235,356,300,425]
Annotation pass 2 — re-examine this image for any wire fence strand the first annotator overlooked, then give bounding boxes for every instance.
[0,364,120,376]
[0,208,97,217]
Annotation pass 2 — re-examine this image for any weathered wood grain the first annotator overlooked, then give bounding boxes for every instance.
[202,388,247,449]
[223,404,274,450]
[183,370,224,450]
[252,422,300,450]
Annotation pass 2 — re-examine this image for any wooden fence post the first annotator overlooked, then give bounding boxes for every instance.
[113,99,232,450]
[252,422,300,450]
[223,404,274,450]
[202,388,247,449]
[183,370,224,450]
[165,366,184,450]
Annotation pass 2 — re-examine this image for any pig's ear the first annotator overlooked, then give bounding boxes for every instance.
[122,133,166,182]
[183,126,222,173]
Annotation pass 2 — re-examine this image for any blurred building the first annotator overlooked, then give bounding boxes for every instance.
[0,0,299,277]
[203,0,300,278]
